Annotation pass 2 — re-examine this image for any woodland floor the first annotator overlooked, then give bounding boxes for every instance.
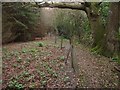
[2,36,119,88]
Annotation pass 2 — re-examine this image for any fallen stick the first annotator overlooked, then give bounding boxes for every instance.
[114,66,120,72]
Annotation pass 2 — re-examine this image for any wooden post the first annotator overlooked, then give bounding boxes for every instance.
[60,35,63,49]
[70,36,79,74]
[54,28,57,44]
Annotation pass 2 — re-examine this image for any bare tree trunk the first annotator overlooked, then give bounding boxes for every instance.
[55,34,57,44]
[105,3,120,87]
[105,2,119,57]
[118,2,120,88]
[78,34,81,43]
[71,44,75,71]
[54,29,58,44]
[118,2,120,62]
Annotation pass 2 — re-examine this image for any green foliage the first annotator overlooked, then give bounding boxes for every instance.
[8,80,24,89]
[30,48,38,53]
[13,63,18,68]
[91,45,102,55]
[100,2,110,27]
[37,42,44,47]
[17,56,22,63]
[22,48,28,53]
[29,83,35,88]
[80,17,92,45]
[55,10,82,39]
[55,9,92,45]
[21,71,30,77]
[22,48,39,54]
[63,76,70,82]
[52,73,58,78]
[2,3,39,43]
[81,18,90,32]
[59,56,65,61]
[112,57,119,61]
[41,80,47,86]
[112,55,120,64]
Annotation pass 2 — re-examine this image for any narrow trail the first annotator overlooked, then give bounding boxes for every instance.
[60,36,119,88]
[46,37,79,88]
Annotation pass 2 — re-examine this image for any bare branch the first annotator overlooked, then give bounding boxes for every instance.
[37,1,86,11]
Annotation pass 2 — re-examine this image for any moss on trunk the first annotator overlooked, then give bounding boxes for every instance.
[104,2,120,60]
[86,3,106,54]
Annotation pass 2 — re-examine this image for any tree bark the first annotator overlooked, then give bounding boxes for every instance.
[38,2,86,11]
[118,2,120,62]
[105,2,119,57]
[70,36,79,74]
[70,37,75,72]
[86,3,105,48]
[54,28,58,44]
[60,36,63,49]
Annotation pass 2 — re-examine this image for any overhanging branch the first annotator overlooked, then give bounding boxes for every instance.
[37,2,86,11]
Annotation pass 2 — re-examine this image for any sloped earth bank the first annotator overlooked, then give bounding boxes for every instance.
[2,36,119,88]
[75,46,119,88]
